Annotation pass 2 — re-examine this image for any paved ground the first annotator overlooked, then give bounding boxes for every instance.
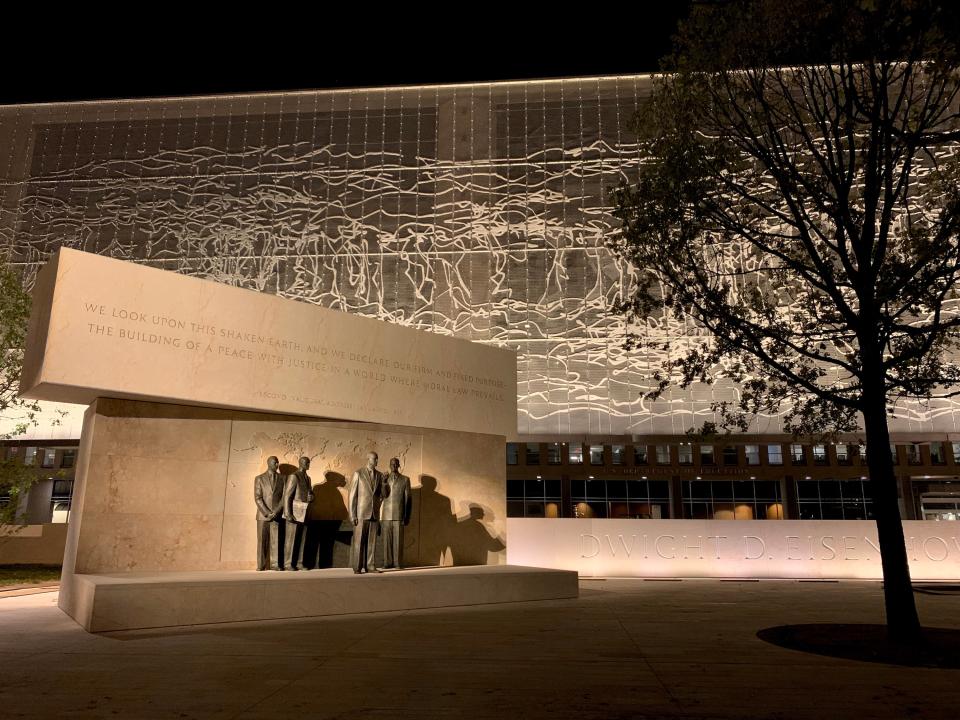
[1,579,958,719]
[0,583,60,598]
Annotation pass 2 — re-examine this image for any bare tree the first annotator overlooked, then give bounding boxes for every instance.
[610,0,960,641]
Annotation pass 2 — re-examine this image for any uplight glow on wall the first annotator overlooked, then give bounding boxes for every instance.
[2,76,959,435]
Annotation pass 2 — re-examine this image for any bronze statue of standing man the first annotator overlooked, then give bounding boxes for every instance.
[348,451,383,573]
[283,455,314,571]
[254,456,284,571]
[381,457,411,569]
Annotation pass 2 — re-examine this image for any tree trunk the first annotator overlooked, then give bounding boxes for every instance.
[861,380,922,643]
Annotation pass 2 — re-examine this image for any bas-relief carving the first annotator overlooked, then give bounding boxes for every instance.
[64,401,506,576]
[229,418,505,571]
[229,423,418,570]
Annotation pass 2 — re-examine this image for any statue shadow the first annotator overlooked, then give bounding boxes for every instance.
[303,471,351,569]
[411,475,505,567]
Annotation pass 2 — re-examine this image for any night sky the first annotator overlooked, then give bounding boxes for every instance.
[0,6,691,105]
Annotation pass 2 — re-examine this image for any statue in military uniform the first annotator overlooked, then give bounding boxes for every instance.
[283,455,315,571]
[348,451,383,573]
[254,456,284,571]
[381,457,412,569]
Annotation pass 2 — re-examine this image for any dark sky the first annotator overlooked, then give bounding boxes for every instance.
[0,6,692,104]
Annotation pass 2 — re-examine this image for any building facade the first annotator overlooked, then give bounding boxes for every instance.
[1,75,958,528]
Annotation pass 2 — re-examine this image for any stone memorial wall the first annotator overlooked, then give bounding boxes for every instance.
[506,518,960,580]
[21,248,516,437]
[17,250,516,626]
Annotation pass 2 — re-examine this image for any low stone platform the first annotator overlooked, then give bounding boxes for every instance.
[62,564,579,632]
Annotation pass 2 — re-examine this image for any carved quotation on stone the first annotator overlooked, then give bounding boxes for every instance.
[19,248,516,437]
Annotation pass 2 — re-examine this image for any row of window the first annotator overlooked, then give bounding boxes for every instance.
[508,441,960,467]
[507,478,875,521]
[5,446,77,469]
[0,479,75,524]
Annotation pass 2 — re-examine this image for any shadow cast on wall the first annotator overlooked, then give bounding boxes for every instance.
[412,475,505,567]
[287,473,504,570]
[302,472,351,569]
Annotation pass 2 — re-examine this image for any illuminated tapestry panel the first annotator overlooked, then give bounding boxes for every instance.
[0,76,956,435]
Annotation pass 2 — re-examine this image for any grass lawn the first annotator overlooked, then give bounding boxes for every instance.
[0,564,61,587]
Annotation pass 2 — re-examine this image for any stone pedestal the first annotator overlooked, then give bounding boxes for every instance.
[59,398,508,626]
[66,565,579,632]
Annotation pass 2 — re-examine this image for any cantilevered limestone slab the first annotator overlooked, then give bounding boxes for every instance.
[20,248,516,437]
[66,565,579,632]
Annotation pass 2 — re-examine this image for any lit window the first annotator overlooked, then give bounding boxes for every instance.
[568,445,584,464]
[655,445,670,465]
[930,442,945,465]
[835,444,850,464]
[40,448,56,468]
[813,445,827,465]
[507,477,562,519]
[682,479,783,520]
[51,501,71,523]
[589,445,605,465]
[547,444,562,465]
[906,443,921,465]
[572,478,671,520]
[745,445,760,466]
[767,444,783,465]
[611,445,626,465]
[678,444,693,465]
[791,444,805,465]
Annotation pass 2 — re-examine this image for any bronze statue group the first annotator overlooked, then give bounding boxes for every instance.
[254,451,412,573]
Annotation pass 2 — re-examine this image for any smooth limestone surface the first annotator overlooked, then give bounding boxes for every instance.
[3,579,959,719]
[70,565,579,632]
[21,247,516,437]
[59,398,508,624]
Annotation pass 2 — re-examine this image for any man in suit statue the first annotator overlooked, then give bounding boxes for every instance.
[254,456,284,571]
[283,455,315,571]
[381,457,412,569]
[348,451,383,573]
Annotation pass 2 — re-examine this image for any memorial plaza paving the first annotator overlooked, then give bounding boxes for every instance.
[1,578,959,719]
